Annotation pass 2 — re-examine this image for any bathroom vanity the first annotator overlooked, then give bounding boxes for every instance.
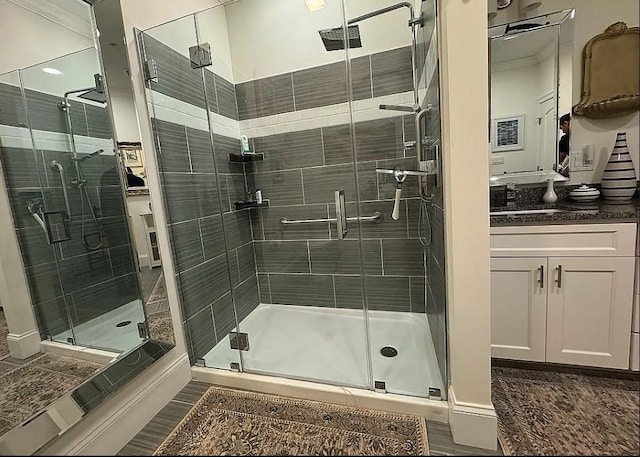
[489,199,640,371]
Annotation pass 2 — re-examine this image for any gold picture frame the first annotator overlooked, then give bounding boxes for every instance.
[573,22,639,119]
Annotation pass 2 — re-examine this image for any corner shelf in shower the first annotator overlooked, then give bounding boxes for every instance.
[234,199,270,211]
[228,152,264,163]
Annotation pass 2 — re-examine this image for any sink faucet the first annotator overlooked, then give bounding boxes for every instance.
[506,183,517,207]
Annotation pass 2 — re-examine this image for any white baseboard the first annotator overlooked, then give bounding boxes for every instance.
[40,341,118,365]
[192,367,449,423]
[447,385,497,450]
[40,352,191,456]
[6,329,40,359]
[137,253,150,268]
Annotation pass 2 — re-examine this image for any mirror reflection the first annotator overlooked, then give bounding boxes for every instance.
[0,0,174,452]
[488,9,574,186]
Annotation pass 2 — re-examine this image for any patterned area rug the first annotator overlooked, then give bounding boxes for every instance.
[144,273,174,345]
[155,387,429,456]
[0,352,103,436]
[492,366,640,456]
[0,309,9,359]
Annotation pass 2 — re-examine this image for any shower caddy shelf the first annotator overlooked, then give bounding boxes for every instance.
[228,152,264,163]
[234,199,270,210]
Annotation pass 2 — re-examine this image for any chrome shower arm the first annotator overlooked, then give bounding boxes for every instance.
[50,161,72,221]
[348,2,415,26]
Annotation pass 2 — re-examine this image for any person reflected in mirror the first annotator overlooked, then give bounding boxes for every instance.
[126,167,145,187]
[558,113,571,176]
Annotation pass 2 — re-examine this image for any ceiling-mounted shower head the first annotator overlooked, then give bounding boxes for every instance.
[318,25,362,51]
[77,74,107,104]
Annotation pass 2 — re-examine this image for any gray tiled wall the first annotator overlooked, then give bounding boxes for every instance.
[247,113,426,313]
[151,115,259,363]
[0,142,138,339]
[143,35,238,120]
[236,46,412,120]
[0,83,112,138]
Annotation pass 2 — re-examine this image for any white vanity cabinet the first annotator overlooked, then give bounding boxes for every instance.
[490,223,637,370]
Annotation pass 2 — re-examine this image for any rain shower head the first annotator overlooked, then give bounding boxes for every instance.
[318,25,362,51]
[78,88,107,104]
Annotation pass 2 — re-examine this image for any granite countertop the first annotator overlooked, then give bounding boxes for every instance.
[490,197,640,226]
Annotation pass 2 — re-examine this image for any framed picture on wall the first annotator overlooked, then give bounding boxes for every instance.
[492,115,525,152]
[123,147,143,167]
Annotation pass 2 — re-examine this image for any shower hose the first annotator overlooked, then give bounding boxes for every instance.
[76,164,104,251]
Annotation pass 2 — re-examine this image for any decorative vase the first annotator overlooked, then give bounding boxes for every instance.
[601,132,638,202]
[542,178,557,203]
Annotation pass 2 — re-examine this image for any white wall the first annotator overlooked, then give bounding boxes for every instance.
[225,0,411,82]
[110,88,142,142]
[439,0,496,449]
[0,0,93,75]
[491,60,540,174]
[491,0,640,185]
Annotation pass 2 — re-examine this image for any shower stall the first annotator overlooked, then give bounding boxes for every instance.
[0,47,147,354]
[137,0,447,400]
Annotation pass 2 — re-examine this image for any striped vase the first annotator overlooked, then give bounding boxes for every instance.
[601,132,637,202]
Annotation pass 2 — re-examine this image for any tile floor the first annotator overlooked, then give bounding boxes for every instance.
[118,381,503,456]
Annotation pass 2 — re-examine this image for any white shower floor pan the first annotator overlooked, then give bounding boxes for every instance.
[204,303,443,399]
[53,300,146,353]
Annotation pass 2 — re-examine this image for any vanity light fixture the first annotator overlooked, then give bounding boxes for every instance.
[305,0,325,12]
[42,67,62,75]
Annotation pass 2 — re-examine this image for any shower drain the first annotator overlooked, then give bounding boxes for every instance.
[116,320,132,328]
[380,346,398,358]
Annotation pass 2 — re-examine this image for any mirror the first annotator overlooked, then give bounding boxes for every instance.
[488,9,574,186]
[0,0,174,453]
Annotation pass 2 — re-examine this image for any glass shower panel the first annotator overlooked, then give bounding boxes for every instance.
[348,0,448,399]
[194,0,371,388]
[138,15,242,369]
[18,48,146,353]
[0,69,76,346]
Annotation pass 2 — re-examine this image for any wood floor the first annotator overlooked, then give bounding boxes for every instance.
[118,381,502,456]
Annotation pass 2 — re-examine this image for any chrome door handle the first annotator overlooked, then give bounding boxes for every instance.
[555,265,563,288]
[334,190,347,240]
[538,265,544,288]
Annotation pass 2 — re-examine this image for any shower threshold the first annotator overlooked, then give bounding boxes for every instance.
[202,303,444,401]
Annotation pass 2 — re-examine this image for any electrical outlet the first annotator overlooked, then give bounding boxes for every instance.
[492,156,504,165]
[572,149,594,171]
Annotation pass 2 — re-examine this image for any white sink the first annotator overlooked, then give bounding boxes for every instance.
[490,208,566,216]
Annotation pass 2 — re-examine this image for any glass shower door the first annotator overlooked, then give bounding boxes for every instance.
[16,48,146,353]
[348,0,448,399]
[194,2,372,388]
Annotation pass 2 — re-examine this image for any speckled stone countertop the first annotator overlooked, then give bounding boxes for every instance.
[490,197,640,226]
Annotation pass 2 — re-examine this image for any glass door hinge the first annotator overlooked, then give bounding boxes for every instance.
[195,358,206,367]
[229,332,250,351]
[230,362,240,372]
[428,387,442,400]
[374,380,387,393]
[189,43,212,69]
[144,59,158,83]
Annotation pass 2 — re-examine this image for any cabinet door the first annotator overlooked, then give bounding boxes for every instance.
[491,257,547,361]
[546,257,635,369]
